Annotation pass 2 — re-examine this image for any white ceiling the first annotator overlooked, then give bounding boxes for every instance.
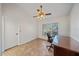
[16,3,73,17]
[3,3,73,17]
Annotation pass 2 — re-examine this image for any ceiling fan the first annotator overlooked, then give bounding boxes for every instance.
[33,5,52,19]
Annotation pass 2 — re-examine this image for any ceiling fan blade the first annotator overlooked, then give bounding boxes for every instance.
[40,5,42,12]
[40,5,42,8]
[37,9,40,12]
[45,13,52,15]
[33,16,37,18]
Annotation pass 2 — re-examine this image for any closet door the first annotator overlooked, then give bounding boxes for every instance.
[2,4,20,53]
[4,15,19,50]
[2,4,22,56]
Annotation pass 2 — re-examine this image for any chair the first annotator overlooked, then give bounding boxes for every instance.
[47,33,54,50]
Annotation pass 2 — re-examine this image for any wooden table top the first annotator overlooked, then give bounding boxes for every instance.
[53,35,79,53]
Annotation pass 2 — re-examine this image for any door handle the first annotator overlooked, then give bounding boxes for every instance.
[16,33,18,35]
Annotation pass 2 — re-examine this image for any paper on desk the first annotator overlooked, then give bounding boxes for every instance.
[53,35,59,44]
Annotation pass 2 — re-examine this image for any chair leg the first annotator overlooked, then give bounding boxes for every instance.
[50,44,54,48]
[48,47,51,51]
[47,44,54,51]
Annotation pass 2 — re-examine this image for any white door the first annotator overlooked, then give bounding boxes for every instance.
[4,15,19,50]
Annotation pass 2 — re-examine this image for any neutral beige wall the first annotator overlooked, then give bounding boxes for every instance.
[0,4,2,55]
[70,4,79,41]
[2,3,72,50]
[2,4,38,50]
[37,16,70,39]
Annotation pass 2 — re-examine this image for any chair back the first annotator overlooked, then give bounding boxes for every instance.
[47,33,53,43]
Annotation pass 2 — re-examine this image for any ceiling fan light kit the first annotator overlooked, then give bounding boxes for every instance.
[33,5,51,20]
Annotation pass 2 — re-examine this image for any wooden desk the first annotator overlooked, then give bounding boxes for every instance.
[53,36,79,56]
